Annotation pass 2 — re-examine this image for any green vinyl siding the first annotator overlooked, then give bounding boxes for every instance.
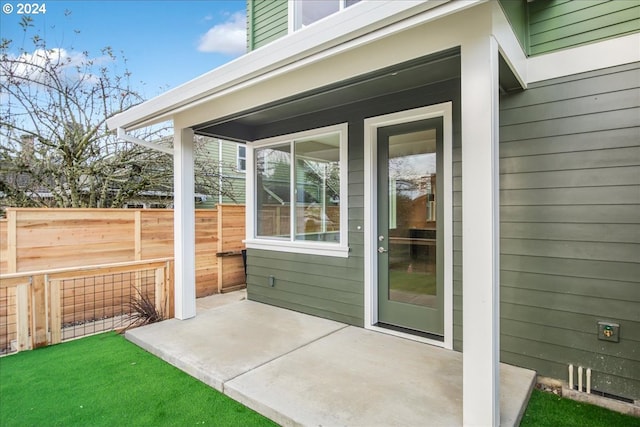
[528,0,640,55]
[248,249,364,325]
[499,62,640,400]
[248,0,288,50]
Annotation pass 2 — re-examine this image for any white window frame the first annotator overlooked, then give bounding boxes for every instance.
[246,123,349,257]
[237,144,247,172]
[288,0,357,33]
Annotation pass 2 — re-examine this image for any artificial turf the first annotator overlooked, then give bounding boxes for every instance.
[0,332,277,427]
[521,389,640,427]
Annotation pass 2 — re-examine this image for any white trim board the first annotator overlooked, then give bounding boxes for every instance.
[527,33,640,84]
[363,102,453,350]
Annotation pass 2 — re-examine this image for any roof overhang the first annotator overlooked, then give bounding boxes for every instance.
[194,48,462,142]
[106,0,488,132]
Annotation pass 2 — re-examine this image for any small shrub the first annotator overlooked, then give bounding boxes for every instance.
[124,287,165,331]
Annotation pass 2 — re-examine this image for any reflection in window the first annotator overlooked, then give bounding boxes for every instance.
[294,134,340,242]
[237,145,246,172]
[294,0,361,30]
[253,125,345,247]
[256,144,291,239]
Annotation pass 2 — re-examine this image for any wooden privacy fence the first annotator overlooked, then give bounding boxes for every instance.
[0,259,173,354]
[0,205,246,296]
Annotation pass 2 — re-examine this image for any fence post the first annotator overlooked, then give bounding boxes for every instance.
[16,282,30,351]
[167,260,175,318]
[49,279,62,344]
[217,207,224,293]
[155,266,164,316]
[7,209,17,273]
[31,274,47,348]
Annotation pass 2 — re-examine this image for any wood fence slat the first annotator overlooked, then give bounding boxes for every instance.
[49,280,61,344]
[155,267,164,313]
[7,210,17,273]
[0,276,31,288]
[30,274,47,348]
[0,220,8,274]
[134,211,142,261]
[167,261,174,318]
[16,283,29,351]
[15,209,134,221]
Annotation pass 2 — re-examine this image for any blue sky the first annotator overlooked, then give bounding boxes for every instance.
[0,0,248,97]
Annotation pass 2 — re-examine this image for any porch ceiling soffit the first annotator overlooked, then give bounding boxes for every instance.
[192,50,461,142]
[176,2,525,140]
[107,0,487,133]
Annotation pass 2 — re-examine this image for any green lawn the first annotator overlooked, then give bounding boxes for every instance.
[0,332,277,427]
[521,389,639,427]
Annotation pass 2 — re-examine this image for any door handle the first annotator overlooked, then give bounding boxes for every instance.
[378,246,387,254]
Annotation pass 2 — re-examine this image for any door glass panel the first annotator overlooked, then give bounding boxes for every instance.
[387,129,437,308]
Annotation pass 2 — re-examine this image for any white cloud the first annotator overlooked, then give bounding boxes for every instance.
[5,48,109,84]
[197,12,246,55]
[12,48,83,78]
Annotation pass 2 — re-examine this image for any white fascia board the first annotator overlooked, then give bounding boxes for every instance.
[107,0,486,131]
[527,32,640,83]
[491,1,527,88]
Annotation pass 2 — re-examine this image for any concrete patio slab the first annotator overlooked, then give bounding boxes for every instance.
[195,289,247,312]
[126,300,347,390]
[225,326,535,427]
[126,294,536,426]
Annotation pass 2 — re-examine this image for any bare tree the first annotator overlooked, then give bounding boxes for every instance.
[0,16,233,211]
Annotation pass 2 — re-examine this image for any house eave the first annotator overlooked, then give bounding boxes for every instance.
[106,0,487,132]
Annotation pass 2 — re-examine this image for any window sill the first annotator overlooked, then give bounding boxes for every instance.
[244,239,349,258]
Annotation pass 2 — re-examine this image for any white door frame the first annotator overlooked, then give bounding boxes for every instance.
[363,102,453,349]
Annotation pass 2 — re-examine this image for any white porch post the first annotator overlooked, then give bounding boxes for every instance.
[174,127,197,320]
[461,35,501,426]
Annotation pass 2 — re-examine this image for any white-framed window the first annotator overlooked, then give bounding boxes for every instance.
[289,0,361,32]
[246,123,349,257]
[237,145,247,172]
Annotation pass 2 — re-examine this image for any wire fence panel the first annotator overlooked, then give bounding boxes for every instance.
[0,287,17,355]
[0,259,172,355]
[59,269,156,341]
